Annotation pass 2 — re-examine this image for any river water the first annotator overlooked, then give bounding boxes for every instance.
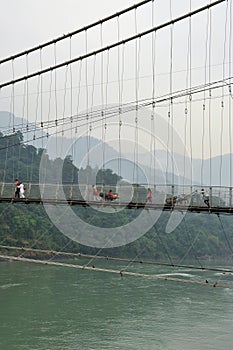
[0,259,233,350]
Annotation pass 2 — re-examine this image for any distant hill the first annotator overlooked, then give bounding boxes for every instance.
[0,111,46,149]
[1,111,232,186]
[138,149,233,187]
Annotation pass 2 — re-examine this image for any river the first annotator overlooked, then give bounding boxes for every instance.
[0,259,233,350]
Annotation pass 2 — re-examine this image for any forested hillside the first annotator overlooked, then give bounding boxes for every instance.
[0,131,233,261]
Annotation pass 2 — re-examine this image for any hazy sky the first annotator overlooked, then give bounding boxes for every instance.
[1,1,136,55]
[0,0,232,161]
[0,0,222,56]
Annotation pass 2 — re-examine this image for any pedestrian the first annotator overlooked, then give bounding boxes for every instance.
[147,188,152,203]
[92,185,99,201]
[106,189,119,200]
[19,182,25,198]
[201,188,209,207]
[15,179,20,198]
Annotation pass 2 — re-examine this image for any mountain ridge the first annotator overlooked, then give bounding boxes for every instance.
[1,111,232,186]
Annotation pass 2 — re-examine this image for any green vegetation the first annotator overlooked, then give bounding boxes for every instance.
[0,131,233,261]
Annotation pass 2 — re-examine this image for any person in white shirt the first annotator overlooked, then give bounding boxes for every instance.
[19,183,25,198]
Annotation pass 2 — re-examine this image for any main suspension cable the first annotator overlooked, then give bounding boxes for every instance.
[0,0,153,65]
[0,0,227,91]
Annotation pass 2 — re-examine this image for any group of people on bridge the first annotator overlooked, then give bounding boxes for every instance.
[165,188,210,207]
[13,180,210,207]
[14,179,26,199]
[92,185,119,201]
[93,185,211,206]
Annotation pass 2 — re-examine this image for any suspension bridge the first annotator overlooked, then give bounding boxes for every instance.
[0,0,233,214]
[1,0,233,288]
[0,182,232,214]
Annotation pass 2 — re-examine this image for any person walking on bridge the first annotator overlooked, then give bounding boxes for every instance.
[92,185,99,201]
[147,188,152,203]
[14,179,20,198]
[201,188,209,207]
[19,182,25,198]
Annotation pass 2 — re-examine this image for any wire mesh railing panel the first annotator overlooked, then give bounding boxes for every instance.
[0,182,232,211]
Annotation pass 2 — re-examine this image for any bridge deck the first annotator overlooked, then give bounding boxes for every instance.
[1,197,233,214]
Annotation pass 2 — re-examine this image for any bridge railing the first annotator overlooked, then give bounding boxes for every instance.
[0,182,233,209]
